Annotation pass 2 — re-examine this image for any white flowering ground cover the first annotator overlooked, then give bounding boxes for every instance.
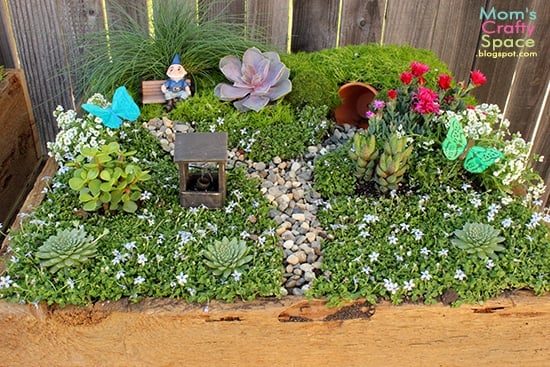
[1,81,549,308]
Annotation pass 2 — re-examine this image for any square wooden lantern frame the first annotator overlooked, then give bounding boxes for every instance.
[174,132,228,209]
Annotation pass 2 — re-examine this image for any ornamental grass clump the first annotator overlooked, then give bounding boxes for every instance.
[36,227,106,273]
[73,0,262,98]
[451,222,506,260]
[214,47,292,112]
[202,236,253,279]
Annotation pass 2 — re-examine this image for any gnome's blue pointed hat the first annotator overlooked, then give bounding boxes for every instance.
[171,54,181,65]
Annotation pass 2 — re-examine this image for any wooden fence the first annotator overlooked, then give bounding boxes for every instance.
[1,0,549,205]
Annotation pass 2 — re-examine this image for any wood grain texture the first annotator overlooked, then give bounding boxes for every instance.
[0,292,548,366]
[0,70,43,231]
[0,0,17,67]
[500,0,549,141]
[200,0,245,23]
[383,0,438,49]
[6,0,74,150]
[246,0,290,52]
[472,0,522,112]
[429,0,486,82]
[290,0,340,52]
[339,0,384,46]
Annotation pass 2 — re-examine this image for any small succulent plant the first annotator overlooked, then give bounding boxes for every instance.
[214,47,292,112]
[375,134,413,193]
[68,141,151,213]
[451,222,506,260]
[349,132,379,182]
[36,227,107,273]
[202,236,253,278]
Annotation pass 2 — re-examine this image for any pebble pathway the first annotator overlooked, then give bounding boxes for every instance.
[144,117,357,296]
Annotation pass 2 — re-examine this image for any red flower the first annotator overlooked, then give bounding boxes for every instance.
[410,62,430,77]
[400,71,413,85]
[387,89,397,100]
[470,70,487,86]
[412,87,440,114]
[438,74,452,90]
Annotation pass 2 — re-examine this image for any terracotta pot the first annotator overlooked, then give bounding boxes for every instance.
[334,82,378,129]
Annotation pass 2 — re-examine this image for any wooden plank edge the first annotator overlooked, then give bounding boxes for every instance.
[0,156,56,253]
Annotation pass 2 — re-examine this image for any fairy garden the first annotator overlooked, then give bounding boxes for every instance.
[0,1,548,308]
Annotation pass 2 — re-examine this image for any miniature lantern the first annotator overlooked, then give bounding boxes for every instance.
[175,132,228,208]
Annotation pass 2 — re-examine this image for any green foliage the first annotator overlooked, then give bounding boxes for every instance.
[0,134,283,306]
[169,92,332,162]
[349,132,379,182]
[73,0,263,100]
[203,236,253,278]
[36,227,104,273]
[312,185,550,306]
[314,144,356,198]
[375,134,414,193]
[68,142,151,213]
[0,65,6,83]
[282,44,452,110]
[451,222,506,260]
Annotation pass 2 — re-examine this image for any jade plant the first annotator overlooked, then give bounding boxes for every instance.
[214,47,292,112]
[451,222,506,260]
[68,141,151,213]
[36,227,107,273]
[202,236,253,278]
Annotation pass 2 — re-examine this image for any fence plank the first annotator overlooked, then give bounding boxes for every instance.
[532,91,550,207]
[105,0,149,31]
[0,1,17,68]
[339,0,384,46]
[199,0,245,23]
[500,0,549,140]
[383,0,437,49]
[471,0,521,115]
[5,0,79,149]
[429,0,486,82]
[290,0,340,52]
[246,0,289,52]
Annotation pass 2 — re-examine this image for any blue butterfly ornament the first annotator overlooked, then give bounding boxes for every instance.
[82,86,140,128]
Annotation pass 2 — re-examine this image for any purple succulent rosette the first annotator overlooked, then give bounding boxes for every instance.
[214,47,292,112]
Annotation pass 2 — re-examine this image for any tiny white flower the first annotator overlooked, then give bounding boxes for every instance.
[67,278,75,289]
[454,269,466,281]
[438,249,449,257]
[420,270,432,281]
[486,259,495,270]
[0,275,14,289]
[383,278,399,294]
[403,279,415,291]
[420,247,431,257]
[232,270,242,282]
[501,218,513,228]
[133,276,145,285]
[140,191,152,200]
[176,272,188,286]
[137,254,148,266]
[368,252,380,263]
[115,270,125,280]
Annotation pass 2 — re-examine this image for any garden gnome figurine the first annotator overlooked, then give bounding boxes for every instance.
[161,54,192,111]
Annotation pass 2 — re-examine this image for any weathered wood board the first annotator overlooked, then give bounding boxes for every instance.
[0,69,43,230]
[1,157,549,366]
[0,292,548,366]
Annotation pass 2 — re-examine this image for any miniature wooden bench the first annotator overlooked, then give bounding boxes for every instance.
[141,79,193,104]
[141,80,166,104]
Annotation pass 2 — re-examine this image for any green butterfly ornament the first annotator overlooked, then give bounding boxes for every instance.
[442,117,504,173]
